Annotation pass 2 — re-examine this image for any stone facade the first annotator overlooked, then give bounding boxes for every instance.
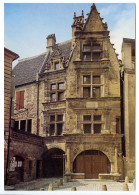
[121,38,135,179]
[7,4,134,184]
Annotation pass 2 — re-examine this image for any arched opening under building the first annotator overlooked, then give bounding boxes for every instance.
[73,150,110,179]
[42,148,65,178]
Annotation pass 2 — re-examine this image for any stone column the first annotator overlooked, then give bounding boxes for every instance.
[115,147,118,173]
[66,144,71,172]
[65,144,71,180]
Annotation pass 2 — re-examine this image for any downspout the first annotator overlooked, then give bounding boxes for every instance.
[5,97,12,185]
[36,52,50,135]
[36,73,39,136]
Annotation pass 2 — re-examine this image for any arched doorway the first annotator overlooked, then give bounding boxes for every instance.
[43,148,65,178]
[73,150,110,179]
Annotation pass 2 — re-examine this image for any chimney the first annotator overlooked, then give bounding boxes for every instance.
[46,34,56,52]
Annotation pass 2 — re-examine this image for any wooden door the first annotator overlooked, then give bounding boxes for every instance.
[85,155,92,179]
[76,155,84,173]
[75,152,109,179]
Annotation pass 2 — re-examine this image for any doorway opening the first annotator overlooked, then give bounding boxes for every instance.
[43,148,65,178]
[73,150,110,179]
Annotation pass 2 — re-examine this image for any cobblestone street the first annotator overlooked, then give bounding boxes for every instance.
[6,178,135,191]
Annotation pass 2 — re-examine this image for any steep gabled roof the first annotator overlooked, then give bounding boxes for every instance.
[83,3,107,32]
[13,40,72,87]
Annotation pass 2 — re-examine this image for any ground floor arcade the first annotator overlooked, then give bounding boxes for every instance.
[7,131,123,184]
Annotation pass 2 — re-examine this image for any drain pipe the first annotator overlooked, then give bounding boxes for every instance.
[36,73,39,136]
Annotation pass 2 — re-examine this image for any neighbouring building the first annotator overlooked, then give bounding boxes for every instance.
[4,48,19,184]
[5,4,135,185]
[121,38,135,179]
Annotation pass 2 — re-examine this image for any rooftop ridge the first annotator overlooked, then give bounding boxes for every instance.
[18,52,47,63]
[57,39,72,46]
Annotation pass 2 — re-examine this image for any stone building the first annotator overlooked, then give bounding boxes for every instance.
[7,4,126,184]
[4,48,19,184]
[121,38,135,179]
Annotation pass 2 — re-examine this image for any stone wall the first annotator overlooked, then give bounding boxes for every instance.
[7,130,44,185]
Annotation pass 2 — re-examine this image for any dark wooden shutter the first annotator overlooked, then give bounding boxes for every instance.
[16,91,20,110]
[20,91,24,109]
[16,91,24,110]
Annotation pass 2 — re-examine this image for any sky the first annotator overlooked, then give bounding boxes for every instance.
[4,3,135,67]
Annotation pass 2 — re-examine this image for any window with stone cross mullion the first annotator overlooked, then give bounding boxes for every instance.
[49,113,63,136]
[50,82,64,101]
[83,73,101,98]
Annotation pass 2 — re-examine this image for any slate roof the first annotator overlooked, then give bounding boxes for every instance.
[13,53,47,87]
[13,40,72,87]
[49,40,72,62]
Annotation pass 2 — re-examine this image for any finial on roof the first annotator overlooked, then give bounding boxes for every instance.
[74,12,76,18]
[82,10,84,17]
[91,3,96,9]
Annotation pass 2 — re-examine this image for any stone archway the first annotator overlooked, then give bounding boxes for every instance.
[42,148,65,178]
[73,150,110,179]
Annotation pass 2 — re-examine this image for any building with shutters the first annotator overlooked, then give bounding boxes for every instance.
[5,4,135,185]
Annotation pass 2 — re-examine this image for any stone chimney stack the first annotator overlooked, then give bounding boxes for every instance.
[46,34,56,52]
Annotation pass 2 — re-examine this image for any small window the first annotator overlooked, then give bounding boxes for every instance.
[84,124,91,133]
[83,75,90,84]
[14,121,19,130]
[51,84,56,90]
[83,87,90,98]
[17,161,22,167]
[93,53,100,61]
[93,44,100,51]
[93,76,100,84]
[20,120,26,131]
[58,83,64,90]
[14,156,23,168]
[83,53,91,61]
[84,115,91,121]
[50,115,55,122]
[94,124,101,134]
[51,93,56,101]
[83,45,91,52]
[55,62,59,70]
[50,124,55,135]
[57,115,63,121]
[27,119,32,133]
[93,87,100,98]
[58,92,64,101]
[94,115,101,121]
[57,124,63,135]
[116,118,120,133]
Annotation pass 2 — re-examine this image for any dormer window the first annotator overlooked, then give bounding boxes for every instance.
[55,62,59,70]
